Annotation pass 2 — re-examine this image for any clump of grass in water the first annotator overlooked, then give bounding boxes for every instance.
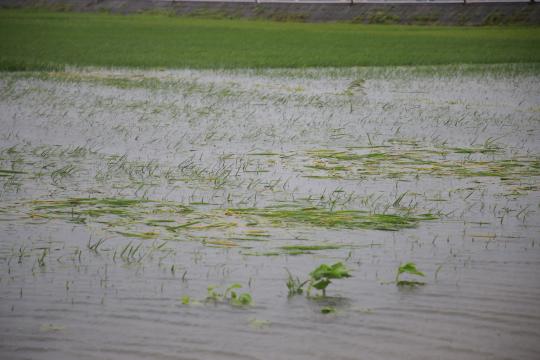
[227,206,436,231]
[446,138,503,155]
[280,244,343,255]
[305,147,540,186]
[286,269,308,297]
[28,197,193,228]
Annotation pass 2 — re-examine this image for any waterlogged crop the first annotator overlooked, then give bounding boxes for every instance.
[308,262,351,297]
[228,207,436,231]
[286,269,308,297]
[286,262,351,297]
[320,306,336,314]
[206,283,253,306]
[396,262,425,287]
[2,62,539,359]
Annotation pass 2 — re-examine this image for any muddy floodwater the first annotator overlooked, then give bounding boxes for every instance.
[0,65,539,360]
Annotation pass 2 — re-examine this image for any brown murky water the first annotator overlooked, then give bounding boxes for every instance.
[0,65,539,359]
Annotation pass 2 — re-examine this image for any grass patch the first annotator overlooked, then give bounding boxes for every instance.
[280,245,342,251]
[227,206,436,231]
[1,10,539,70]
[305,147,540,185]
[29,197,192,226]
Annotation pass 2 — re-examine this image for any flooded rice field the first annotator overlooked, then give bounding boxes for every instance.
[0,65,539,359]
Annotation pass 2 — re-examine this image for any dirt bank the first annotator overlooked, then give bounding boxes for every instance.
[1,0,539,25]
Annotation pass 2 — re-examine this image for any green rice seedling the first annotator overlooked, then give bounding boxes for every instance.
[396,262,425,287]
[308,262,351,297]
[36,248,48,267]
[118,241,145,263]
[286,269,308,297]
[87,238,106,252]
[17,246,27,264]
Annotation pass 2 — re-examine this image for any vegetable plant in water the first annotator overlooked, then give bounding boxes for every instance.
[308,262,351,297]
[396,262,425,287]
[207,283,252,306]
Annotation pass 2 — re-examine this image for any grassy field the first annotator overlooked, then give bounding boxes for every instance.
[0,9,539,70]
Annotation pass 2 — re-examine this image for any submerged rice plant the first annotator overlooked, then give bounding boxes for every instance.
[226,206,436,231]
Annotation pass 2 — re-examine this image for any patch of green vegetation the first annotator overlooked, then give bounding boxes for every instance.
[206,283,253,306]
[446,138,503,154]
[242,251,281,257]
[227,206,436,231]
[305,147,540,186]
[448,146,500,154]
[320,306,336,314]
[396,262,425,287]
[0,58,64,72]
[116,231,160,239]
[305,162,350,172]
[24,197,199,237]
[286,262,351,297]
[308,262,351,297]
[1,10,539,70]
[286,269,309,297]
[280,244,342,252]
[279,244,345,255]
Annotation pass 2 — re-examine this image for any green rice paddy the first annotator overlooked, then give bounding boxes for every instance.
[1,10,540,70]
